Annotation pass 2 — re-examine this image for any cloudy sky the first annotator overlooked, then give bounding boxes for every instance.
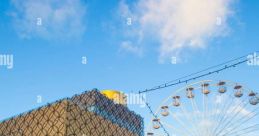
[0,0,259,134]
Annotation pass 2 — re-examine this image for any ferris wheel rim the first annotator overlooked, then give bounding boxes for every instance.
[147,79,258,135]
[154,79,254,115]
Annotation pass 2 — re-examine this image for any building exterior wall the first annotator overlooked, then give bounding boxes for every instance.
[66,101,137,136]
[70,90,144,136]
[0,100,67,136]
[0,90,144,136]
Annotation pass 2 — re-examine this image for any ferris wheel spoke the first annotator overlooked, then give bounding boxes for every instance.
[190,99,203,136]
[211,93,223,123]
[160,120,190,136]
[202,93,208,136]
[222,106,259,133]
[180,102,201,136]
[193,94,210,136]
[193,95,207,135]
[211,93,236,135]
[222,124,259,136]
[207,92,220,136]
[192,97,202,122]
[169,109,197,136]
[212,92,246,135]
[204,94,211,136]
[218,107,259,136]
[231,129,259,136]
[214,100,250,136]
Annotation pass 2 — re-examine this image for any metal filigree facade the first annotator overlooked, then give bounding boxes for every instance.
[0,90,144,136]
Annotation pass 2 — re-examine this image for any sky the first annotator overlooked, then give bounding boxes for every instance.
[0,0,259,134]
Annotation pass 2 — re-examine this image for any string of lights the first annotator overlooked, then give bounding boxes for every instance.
[139,51,258,94]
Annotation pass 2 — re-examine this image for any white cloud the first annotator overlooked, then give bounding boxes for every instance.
[10,0,87,40]
[119,41,143,56]
[117,1,145,57]
[120,0,236,61]
[119,0,133,19]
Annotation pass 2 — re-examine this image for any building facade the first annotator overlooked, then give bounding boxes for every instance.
[0,90,144,136]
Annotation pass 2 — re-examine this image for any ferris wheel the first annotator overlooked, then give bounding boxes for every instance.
[147,80,259,136]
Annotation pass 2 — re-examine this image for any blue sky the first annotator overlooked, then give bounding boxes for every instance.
[0,0,259,133]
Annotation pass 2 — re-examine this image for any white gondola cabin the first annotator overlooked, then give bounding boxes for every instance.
[152,119,160,129]
[218,81,227,93]
[202,83,210,95]
[234,85,243,98]
[186,87,195,98]
[173,96,181,107]
[161,106,169,116]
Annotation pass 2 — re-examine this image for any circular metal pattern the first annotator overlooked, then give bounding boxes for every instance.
[147,80,259,136]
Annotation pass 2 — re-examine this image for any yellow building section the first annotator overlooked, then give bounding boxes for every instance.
[101,90,127,106]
